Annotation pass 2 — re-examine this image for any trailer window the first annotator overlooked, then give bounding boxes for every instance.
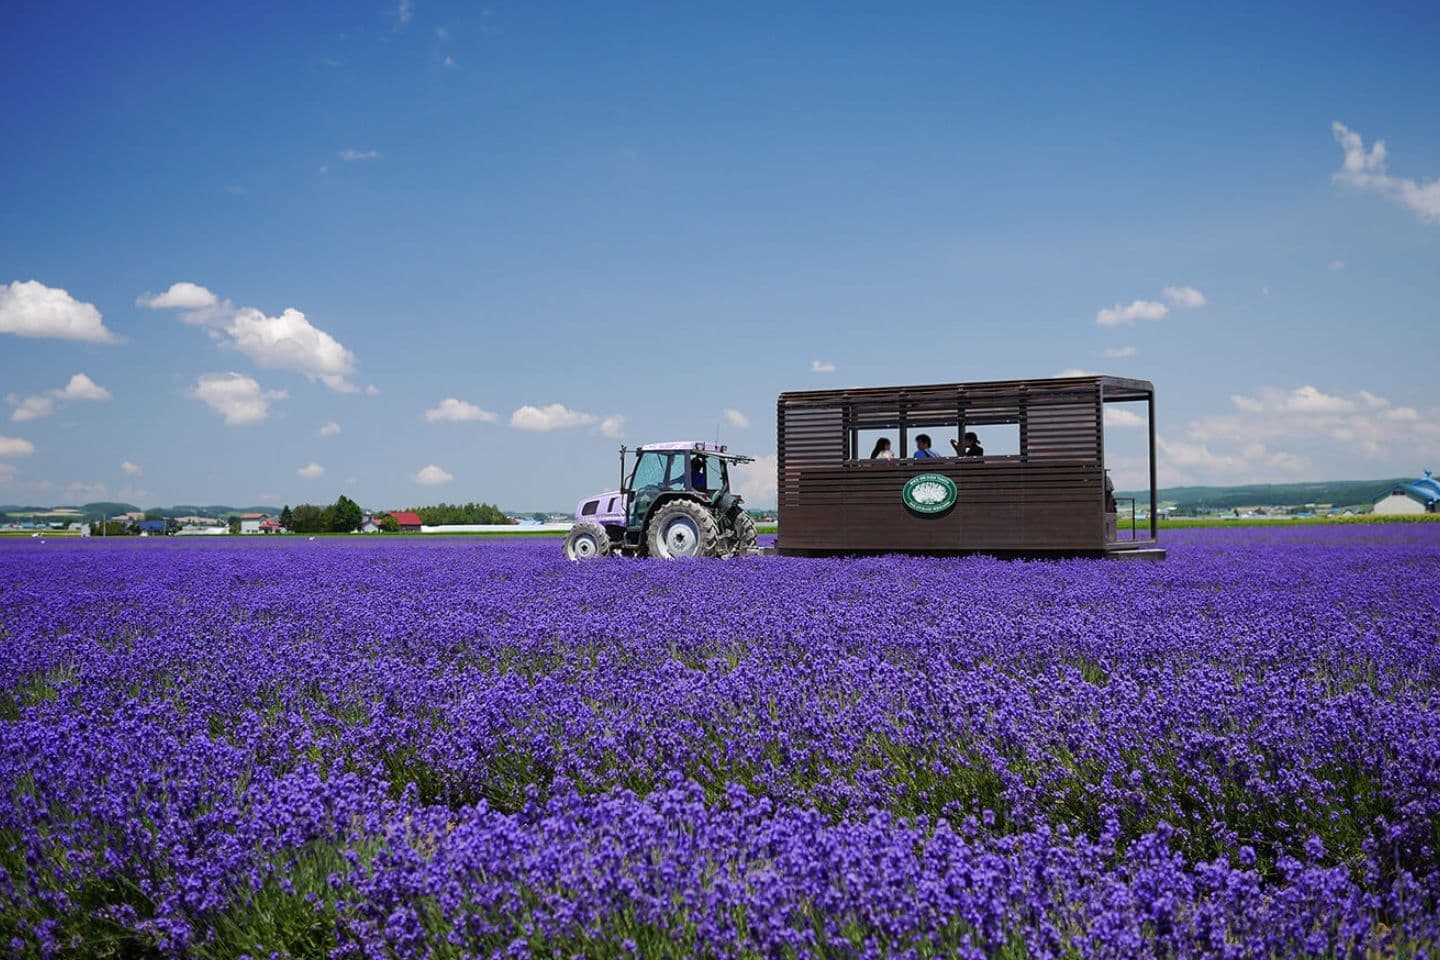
[967,422,1019,457]
[852,428,901,461]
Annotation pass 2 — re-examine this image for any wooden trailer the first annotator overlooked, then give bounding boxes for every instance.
[775,375,1163,558]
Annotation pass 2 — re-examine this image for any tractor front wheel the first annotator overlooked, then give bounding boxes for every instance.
[729,511,757,557]
[563,521,611,560]
[647,500,720,559]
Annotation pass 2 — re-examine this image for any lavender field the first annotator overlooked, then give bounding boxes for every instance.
[3,526,1440,959]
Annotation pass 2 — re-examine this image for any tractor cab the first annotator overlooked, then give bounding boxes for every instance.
[626,444,735,526]
[565,441,758,560]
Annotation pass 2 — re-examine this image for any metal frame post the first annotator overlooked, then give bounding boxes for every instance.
[1148,391,1158,541]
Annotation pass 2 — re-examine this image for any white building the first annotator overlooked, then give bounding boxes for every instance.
[1373,470,1439,516]
[238,512,269,535]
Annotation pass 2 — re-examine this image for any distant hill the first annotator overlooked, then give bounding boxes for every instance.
[0,502,278,521]
[0,501,140,520]
[161,505,278,518]
[1117,478,1408,512]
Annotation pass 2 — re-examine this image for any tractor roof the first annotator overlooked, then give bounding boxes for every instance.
[637,441,753,461]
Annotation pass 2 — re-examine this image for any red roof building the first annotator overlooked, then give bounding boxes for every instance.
[387,511,423,531]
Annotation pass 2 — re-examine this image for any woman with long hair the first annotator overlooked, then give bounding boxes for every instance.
[870,437,895,459]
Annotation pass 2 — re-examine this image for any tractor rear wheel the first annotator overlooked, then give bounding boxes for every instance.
[647,500,720,559]
[729,511,757,557]
[563,521,611,560]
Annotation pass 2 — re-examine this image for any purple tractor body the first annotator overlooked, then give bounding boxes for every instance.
[564,442,757,560]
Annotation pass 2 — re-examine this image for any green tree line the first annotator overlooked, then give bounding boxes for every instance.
[280,495,364,534]
[404,502,513,525]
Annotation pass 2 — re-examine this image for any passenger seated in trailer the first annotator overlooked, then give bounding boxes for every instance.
[912,434,941,458]
[950,431,984,457]
[870,437,896,459]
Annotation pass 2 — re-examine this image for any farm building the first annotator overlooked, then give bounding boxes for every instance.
[1373,470,1439,515]
[387,511,423,532]
[238,513,269,535]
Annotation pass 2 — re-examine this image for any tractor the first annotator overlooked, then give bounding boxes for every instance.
[563,442,757,559]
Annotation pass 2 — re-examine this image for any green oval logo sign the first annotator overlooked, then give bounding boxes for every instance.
[902,473,957,514]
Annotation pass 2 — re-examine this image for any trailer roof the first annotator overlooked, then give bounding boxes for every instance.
[778,374,1154,404]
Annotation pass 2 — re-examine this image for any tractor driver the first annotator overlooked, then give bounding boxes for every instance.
[690,455,708,491]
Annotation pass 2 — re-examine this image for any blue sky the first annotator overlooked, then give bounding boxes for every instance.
[2,1,1437,510]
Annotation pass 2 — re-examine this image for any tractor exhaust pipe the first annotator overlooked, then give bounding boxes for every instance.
[618,445,627,492]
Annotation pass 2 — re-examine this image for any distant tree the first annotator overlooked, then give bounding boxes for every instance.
[164,518,180,536]
[531,512,548,523]
[319,506,336,532]
[290,504,325,533]
[330,495,362,532]
[279,505,293,529]
[378,514,399,533]
[144,510,165,521]
[227,515,241,535]
[90,520,131,537]
[407,501,514,525]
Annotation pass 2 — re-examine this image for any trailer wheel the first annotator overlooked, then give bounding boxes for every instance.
[647,500,720,559]
[729,511,757,557]
[563,521,611,560]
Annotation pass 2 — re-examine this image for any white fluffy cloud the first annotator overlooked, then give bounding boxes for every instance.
[136,282,218,310]
[723,408,750,429]
[0,435,37,457]
[425,398,499,423]
[65,481,108,502]
[318,421,342,438]
[1160,383,1440,485]
[0,281,119,343]
[1096,300,1167,327]
[1104,407,1145,428]
[1096,286,1207,327]
[298,463,325,479]
[1282,385,1354,414]
[7,394,54,422]
[733,454,777,506]
[413,464,453,486]
[599,415,626,438]
[189,372,287,426]
[57,373,111,401]
[228,307,360,392]
[7,373,111,422]
[811,360,837,374]
[510,403,599,431]
[140,283,362,392]
[1230,394,1264,413]
[1163,286,1207,309]
[121,460,143,476]
[1332,122,1440,223]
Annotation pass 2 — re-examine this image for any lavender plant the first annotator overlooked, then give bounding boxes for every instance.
[2,525,1438,957]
